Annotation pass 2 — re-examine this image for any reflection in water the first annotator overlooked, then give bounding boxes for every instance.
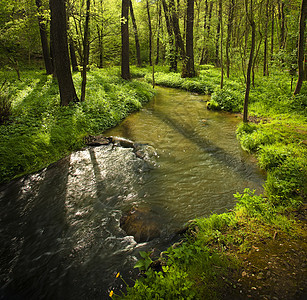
[0,87,265,299]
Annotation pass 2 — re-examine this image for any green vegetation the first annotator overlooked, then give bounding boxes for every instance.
[115,66,307,299]
[0,67,155,183]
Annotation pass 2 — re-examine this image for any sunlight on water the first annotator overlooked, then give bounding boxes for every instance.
[0,87,265,299]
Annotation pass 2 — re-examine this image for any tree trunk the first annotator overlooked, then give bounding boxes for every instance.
[199,0,208,65]
[97,27,103,68]
[69,42,78,71]
[97,0,104,69]
[278,0,286,49]
[215,1,221,67]
[270,3,275,60]
[294,0,307,95]
[263,0,269,76]
[182,0,195,78]
[146,0,152,66]
[36,0,53,75]
[81,0,91,102]
[155,1,162,65]
[162,0,177,71]
[121,0,130,80]
[226,0,235,78]
[219,0,224,88]
[243,0,256,123]
[50,0,79,106]
[129,0,142,67]
[169,0,185,59]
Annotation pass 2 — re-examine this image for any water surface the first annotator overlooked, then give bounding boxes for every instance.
[0,87,265,299]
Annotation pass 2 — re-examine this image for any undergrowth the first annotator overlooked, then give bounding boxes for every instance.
[116,65,306,299]
[0,67,155,183]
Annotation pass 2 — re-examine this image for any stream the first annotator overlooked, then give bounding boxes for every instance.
[0,87,265,299]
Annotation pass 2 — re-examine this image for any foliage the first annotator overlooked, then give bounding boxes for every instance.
[237,119,307,206]
[121,65,307,299]
[208,88,243,112]
[234,189,274,221]
[0,68,154,183]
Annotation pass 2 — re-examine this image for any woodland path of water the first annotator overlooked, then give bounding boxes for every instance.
[0,87,265,299]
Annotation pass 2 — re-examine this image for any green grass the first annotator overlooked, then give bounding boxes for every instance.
[0,67,155,183]
[117,65,307,299]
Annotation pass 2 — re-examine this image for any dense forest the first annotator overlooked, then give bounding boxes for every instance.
[0,0,306,299]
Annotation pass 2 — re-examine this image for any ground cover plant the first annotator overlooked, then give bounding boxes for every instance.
[114,65,307,299]
[0,67,155,183]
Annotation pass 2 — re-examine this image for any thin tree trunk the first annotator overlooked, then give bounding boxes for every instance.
[36,0,53,74]
[121,0,130,80]
[226,0,235,78]
[263,0,269,76]
[199,0,208,65]
[270,3,275,60]
[182,0,195,78]
[97,0,104,68]
[81,0,90,102]
[69,42,78,71]
[169,0,185,59]
[162,0,177,71]
[155,1,162,65]
[146,0,152,66]
[243,0,256,123]
[97,27,103,68]
[294,0,307,95]
[278,0,286,49]
[219,0,224,88]
[215,1,221,67]
[130,0,142,67]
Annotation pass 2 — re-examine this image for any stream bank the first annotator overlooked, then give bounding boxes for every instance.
[0,86,265,299]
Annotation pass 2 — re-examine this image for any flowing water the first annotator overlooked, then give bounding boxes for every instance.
[0,87,265,299]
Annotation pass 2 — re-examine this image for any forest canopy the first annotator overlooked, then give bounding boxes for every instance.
[0,0,305,80]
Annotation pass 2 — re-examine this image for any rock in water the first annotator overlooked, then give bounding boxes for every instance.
[120,206,161,243]
[109,136,135,148]
[84,135,111,146]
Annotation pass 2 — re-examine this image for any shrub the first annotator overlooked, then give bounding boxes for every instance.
[257,144,292,170]
[265,156,306,206]
[208,88,243,112]
[234,189,274,221]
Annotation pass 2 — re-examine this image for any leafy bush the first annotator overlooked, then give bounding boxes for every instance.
[208,88,243,112]
[123,266,195,300]
[265,156,306,206]
[234,189,274,221]
[236,123,276,152]
[257,144,292,170]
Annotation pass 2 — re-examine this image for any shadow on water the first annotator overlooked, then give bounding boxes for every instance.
[89,148,106,201]
[151,110,263,183]
[0,87,266,300]
[0,156,70,300]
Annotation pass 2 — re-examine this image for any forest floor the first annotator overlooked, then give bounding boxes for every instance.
[224,204,307,300]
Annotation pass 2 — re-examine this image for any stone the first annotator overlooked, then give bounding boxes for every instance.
[84,135,111,146]
[120,206,161,243]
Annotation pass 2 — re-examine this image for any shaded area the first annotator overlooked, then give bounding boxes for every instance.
[0,157,70,299]
[152,109,263,184]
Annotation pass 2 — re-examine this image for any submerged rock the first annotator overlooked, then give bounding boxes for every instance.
[84,135,111,146]
[120,206,161,243]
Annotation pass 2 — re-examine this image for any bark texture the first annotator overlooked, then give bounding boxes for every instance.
[50,0,78,106]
